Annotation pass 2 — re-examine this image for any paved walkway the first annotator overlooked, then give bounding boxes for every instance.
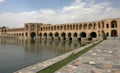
[55,38,120,73]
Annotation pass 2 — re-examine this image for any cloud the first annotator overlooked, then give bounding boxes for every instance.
[0,0,5,3]
[0,0,120,27]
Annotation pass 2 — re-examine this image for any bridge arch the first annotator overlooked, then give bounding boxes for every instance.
[39,33,42,38]
[49,32,53,37]
[44,33,47,39]
[30,32,36,39]
[80,32,86,38]
[111,30,117,37]
[61,32,66,40]
[61,32,66,37]
[90,32,97,38]
[74,32,77,38]
[55,32,59,37]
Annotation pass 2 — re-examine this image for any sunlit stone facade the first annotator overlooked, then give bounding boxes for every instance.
[0,18,120,41]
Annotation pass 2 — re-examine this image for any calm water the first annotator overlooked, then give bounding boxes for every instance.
[0,38,85,73]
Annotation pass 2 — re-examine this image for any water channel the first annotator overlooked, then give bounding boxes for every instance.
[0,37,88,73]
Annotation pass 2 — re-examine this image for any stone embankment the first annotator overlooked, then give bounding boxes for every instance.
[14,41,98,73]
[55,38,120,73]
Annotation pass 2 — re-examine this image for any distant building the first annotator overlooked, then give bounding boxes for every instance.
[0,18,120,41]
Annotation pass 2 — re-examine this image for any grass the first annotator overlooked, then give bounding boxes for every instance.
[37,41,101,73]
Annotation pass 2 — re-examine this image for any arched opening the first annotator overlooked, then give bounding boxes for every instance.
[70,25,72,30]
[67,25,69,30]
[49,33,53,37]
[30,32,36,39]
[73,24,75,30]
[68,33,71,38]
[55,32,60,40]
[106,24,109,28]
[89,23,92,29]
[74,32,77,38]
[68,33,72,40]
[55,32,59,37]
[49,33,53,40]
[90,32,97,38]
[111,20,117,28]
[79,24,82,29]
[44,33,47,39]
[111,30,117,37]
[106,32,109,37]
[17,33,18,36]
[80,32,86,38]
[19,33,21,36]
[61,32,66,40]
[39,33,42,38]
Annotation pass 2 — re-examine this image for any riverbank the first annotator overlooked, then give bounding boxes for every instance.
[14,41,99,73]
[55,38,120,73]
[38,41,100,73]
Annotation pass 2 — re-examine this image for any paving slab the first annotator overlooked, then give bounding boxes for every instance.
[55,38,120,73]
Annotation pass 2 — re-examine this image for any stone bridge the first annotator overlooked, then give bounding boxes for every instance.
[0,18,120,41]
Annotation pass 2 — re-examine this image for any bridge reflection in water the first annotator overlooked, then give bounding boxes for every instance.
[0,38,89,73]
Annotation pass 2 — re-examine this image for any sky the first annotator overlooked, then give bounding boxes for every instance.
[0,0,120,28]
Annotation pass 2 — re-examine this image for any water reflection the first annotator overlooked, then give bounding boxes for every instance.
[0,38,87,73]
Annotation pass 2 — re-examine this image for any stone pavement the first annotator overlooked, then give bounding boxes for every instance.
[55,38,120,73]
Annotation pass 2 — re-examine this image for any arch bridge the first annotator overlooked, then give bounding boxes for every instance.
[0,18,120,41]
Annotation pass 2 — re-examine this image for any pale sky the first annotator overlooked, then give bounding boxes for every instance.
[0,0,120,27]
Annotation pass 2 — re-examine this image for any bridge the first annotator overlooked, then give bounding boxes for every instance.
[0,18,120,41]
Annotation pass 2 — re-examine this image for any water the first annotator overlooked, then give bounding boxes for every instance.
[0,38,85,73]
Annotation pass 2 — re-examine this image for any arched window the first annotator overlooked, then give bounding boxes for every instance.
[111,20,117,28]
[89,23,92,29]
[79,24,82,29]
[98,22,100,29]
[64,25,66,30]
[106,24,109,28]
[84,24,87,29]
[67,25,69,30]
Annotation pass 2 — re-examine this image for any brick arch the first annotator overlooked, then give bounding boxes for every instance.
[90,32,97,38]
[80,32,86,38]
[111,20,117,28]
[83,24,87,29]
[49,32,53,37]
[73,32,78,38]
[54,32,59,37]
[44,33,47,39]
[89,23,92,29]
[111,30,118,37]
[61,32,66,37]
[30,32,36,39]
[39,33,42,37]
